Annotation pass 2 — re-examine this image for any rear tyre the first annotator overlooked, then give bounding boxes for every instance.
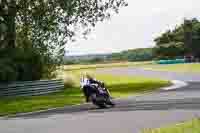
[96,103,107,108]
[106,99,115,107]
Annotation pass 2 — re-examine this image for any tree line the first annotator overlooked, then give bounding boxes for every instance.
[63,48,153,65]
[154,18,200,60]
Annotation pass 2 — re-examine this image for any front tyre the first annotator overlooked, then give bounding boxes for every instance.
[90,94,107,108]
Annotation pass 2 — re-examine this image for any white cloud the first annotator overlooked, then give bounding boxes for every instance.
[66,0,200,55]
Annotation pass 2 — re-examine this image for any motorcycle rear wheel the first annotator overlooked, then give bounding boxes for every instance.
[105,98,115,107]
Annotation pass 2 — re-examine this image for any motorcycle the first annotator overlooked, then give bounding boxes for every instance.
[89,83,115,108]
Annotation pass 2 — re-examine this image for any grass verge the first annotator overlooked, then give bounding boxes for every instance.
[85,73,170,98]
[63,61,153,71]
[0,88,84,116]
[0,69,170,116]
[145,63,200,73]
[142,118,200,133]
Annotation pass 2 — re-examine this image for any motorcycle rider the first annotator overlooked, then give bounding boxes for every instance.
[80,73,104,102]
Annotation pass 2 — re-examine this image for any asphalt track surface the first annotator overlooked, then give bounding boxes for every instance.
[1,67,200,133]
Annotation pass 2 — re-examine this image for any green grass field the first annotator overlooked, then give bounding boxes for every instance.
[145,63,200,73]
[63,61,152,71]
[0,88,83,116]
[65,70,170,97]
[0,69,170,116]
[142,118,200,133]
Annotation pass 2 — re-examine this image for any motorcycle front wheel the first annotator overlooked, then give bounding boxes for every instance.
[90,94,107,108]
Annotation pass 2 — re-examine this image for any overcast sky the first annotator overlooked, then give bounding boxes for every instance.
[65,0,200,56]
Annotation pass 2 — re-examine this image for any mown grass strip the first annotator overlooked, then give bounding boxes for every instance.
[145,63,200,73]
[63,61,153,71]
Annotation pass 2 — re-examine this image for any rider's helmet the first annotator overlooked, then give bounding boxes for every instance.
[83,72,92,79]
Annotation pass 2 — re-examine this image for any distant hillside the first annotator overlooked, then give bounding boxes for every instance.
[63,48,154,65]
[63,53,112,64]
[107,48,154,61]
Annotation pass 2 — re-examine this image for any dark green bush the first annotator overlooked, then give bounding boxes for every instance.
[0,58,18,83]
[0,39,57,82]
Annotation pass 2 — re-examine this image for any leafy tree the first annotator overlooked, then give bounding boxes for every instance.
[154,42,186,59]
[0,0,127,82]
[154,30,173,45]
[0,0,16,49]
[183,18,200,58]
[154,18,200,59]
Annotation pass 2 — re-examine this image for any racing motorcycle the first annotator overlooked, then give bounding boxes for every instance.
[89,83,115,108]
